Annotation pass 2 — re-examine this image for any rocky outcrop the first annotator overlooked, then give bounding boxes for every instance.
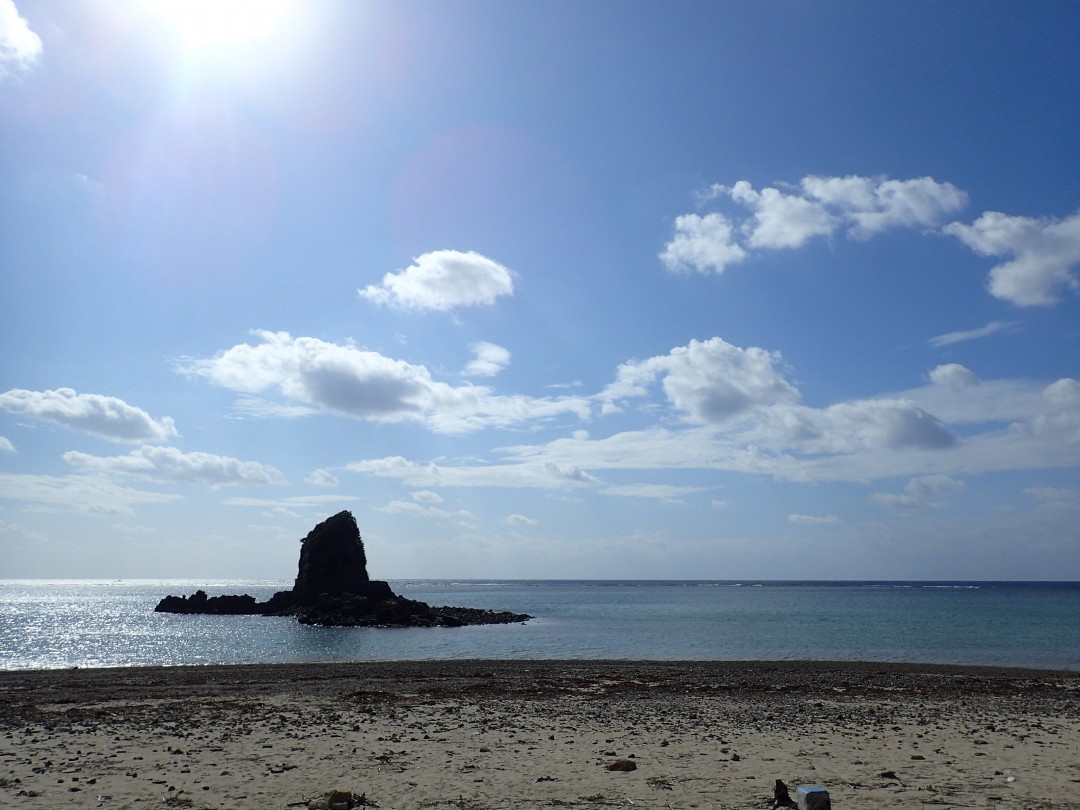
[155,511,530,628]
[292,511,369,604]
[154,590,261,615]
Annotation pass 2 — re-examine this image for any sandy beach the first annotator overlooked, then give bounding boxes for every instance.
[1,660,1078,809]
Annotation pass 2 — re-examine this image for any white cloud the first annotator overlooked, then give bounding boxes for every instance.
[801,175,967,238]
[928,320,1020,348]
[900,370,1080,429]
[872,474,965,511]
[0,471,182,515]
[0,0,41,79]
[603,337,799,423]
[928,363,980,387]
[726,180,838,249]
[601,338,953,452]
[663,174,967,274]
[62,445,283,487]
[377,499,473,520]
[343,338,1080,494]
[659,213,747,275]
[1025,487,1080,509]
[0,388,179,443]
[945,210,1080,306]
[305,469,339,487]
[545,461,600,484]
[231,398,320,419]
[505,514,538,526]
[0,436,13,453]
[225,494,359,508]
[359,250,514,311]
[181,331,590,434]
[711,499,728,509]
[763,399,957,453]
[345,455,602,490]
[410,490,443,503]
[111,523,158,535]
[788,513,839,525]
[464,342,511,377]
[600,483,705,500]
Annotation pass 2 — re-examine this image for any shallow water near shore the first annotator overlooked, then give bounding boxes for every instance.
[2,579,1079,671]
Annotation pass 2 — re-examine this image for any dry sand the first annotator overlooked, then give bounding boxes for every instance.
[1,660,1078,809]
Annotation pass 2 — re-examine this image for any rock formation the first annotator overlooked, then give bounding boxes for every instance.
[292,511,368,603]
[155,511,530,628]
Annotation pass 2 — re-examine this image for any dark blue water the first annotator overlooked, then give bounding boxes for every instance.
[2,579,1078,671]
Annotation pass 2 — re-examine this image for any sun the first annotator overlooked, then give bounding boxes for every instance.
[153,0,291,50]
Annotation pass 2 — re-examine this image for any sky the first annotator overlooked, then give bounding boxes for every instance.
[1,1,1079,581]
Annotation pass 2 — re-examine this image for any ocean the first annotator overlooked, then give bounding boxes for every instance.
[2,579,1079,671]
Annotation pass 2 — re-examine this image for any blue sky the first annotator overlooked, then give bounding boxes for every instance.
[2,0,1079,580]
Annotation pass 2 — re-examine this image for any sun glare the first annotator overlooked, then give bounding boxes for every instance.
[153,0,291,49]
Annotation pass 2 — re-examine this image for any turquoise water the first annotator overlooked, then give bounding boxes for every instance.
[2,579,1078,671]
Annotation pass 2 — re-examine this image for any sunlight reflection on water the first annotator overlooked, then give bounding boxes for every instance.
[2,579,1079,670]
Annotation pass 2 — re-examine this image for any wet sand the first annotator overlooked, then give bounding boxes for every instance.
[2,660,1079,809]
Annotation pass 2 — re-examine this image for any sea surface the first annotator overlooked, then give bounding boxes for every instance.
[2,580,1079,671]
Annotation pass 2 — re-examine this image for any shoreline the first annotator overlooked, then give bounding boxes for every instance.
[2,660,1079,808]
[3,657,1079,680]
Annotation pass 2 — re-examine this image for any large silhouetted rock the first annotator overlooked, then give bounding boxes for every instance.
[155,511,530,628]
[292,511,369,604]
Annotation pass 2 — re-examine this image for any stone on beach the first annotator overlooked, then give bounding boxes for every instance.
[2,660,1078,810]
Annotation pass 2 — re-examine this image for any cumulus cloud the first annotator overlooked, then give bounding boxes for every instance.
[928,363,980,387]
[305,469,339,487]
[725,180,838,249]
[62,445,283,487]
[872,474,965,511]
[545,461,600,484]
[464,342,511,377]
[0,436,13,453]
[339,337,1080,495]
[788,513,839,525]
[600,338,952,452]
[0,388,179,443]
[659,213,747,274]
[900,369,1080,430]
[663,174,966,274]
[765,399,957,454]
[928,320,1020,348]
[0,0,41,79]
[359,250,514,311]
[181,331,589,434]
[410,490,443,503]
[603,337,798,423]
[945,210,1080,306]
[800,175,968,238]
[505,514,538,526]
